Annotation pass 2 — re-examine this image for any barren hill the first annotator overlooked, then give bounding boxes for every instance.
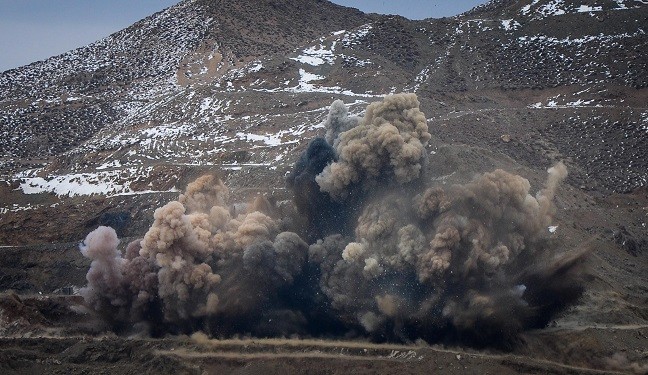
[0,0,647,373]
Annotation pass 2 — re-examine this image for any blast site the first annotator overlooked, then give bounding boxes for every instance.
[0,0,647,374]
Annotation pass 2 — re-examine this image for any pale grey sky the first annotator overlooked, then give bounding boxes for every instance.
[0,0,487,72]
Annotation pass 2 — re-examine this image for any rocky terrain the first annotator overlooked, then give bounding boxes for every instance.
[0,0,647,373]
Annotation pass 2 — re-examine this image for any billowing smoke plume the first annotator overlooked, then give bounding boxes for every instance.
[308,161,582,346]
[79,94,587,347]
[79,226,124,313]
[80,175,309,335]
[316,93,431,199]
[324,99,360,146]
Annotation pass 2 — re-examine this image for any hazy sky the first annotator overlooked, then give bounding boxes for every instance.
[0,0,486,72]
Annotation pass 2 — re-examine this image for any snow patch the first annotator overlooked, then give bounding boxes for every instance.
[520,0,638,18]
[341,24,373,48]
[501,19,521,31]
[200,97,213,112]
[235,132,285,147]
[96,160,123,170]
[21,173,118,197]
[248,62,263,72]
[15,168,177,197]
[141,123,194,139]
[291,45,335,66]
[576,5,603,12]
[538,0,567,16]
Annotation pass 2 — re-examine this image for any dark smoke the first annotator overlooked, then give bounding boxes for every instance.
[286,137,348,240]
[78,94,587,348]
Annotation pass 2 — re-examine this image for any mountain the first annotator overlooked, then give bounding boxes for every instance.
[0,0,647,372]
[1,0,645,190]
[0,0,370,159]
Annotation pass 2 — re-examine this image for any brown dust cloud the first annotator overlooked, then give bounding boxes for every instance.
[79,93,587,348]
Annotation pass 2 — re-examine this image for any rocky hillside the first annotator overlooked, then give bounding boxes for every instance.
[0,0,646,341]
[0,0,647,371]
[0,0,645,192]
[0,0,369,160]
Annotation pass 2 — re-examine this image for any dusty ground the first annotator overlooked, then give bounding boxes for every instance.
[1,330,644,374]
[0,139,646,374]
[1,178,647,375]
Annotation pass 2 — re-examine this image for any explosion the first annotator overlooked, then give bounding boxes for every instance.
[79,93,586,347]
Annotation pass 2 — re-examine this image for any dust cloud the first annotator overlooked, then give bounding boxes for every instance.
[79,94,587,347]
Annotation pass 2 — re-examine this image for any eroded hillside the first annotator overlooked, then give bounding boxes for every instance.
[0,0,646,373]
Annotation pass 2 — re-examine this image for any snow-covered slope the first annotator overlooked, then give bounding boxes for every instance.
[0,0,646,214]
